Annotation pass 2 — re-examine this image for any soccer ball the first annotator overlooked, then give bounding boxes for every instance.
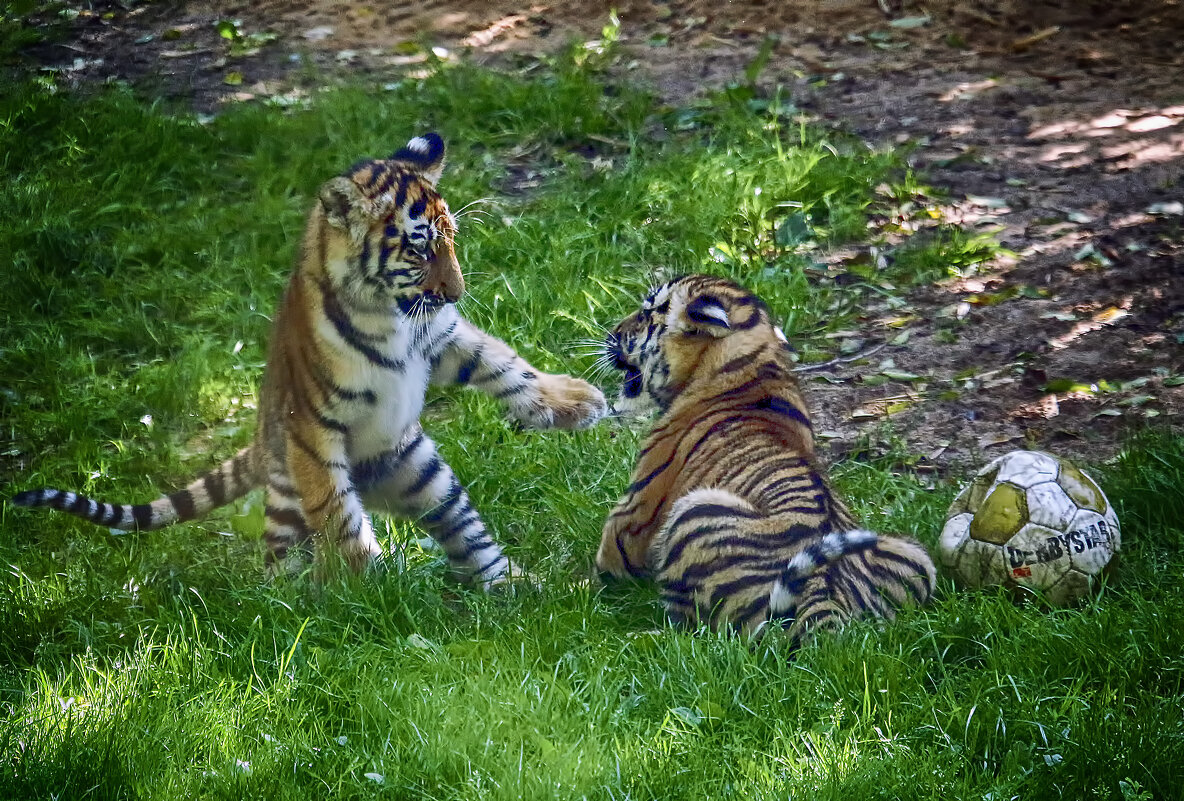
[940,450,1120,605]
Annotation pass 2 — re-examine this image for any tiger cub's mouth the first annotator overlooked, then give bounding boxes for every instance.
[606,343,643,400]
[621,367,643,398]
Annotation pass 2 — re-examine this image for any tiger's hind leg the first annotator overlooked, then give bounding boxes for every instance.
[651,488,780,637]
[353,427,510,590]
[262,464,316,578]
[279,425,382,575]
[784,535,936,644]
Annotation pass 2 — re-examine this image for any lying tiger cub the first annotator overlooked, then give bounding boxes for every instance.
[597,274,935,641]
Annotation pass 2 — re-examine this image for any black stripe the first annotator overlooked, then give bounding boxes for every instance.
[309,363,377,405]
[472,360,514,386]
[493,382,528,399]
[231,454,248,491]
[616,534,646,578]
[360,235,372,269]
[270,481,300,499]
[377,241,395,272]
[454,346,484,384]
[424,319,459,361]
[658,522,735,571]
[408,196,427,219]
[50,491,71,511]
[68,493,89,515]
[727,594,773,628]
[750,395,812,428]
[204,471,226,506]
[266,505,306,529]
[422,484,465,523]
[718,345,765,374]
[446,511,482,533]
[685,295,729,328]
[673,546,782,583]
[318,281,407,371]
[705,569,781,602]
[100,504,123,526]
[349,158,380,181]
[286,428,326,464]
[407,457,442,495]
[393,173,411,209]
[838,569,877,614]
[628,461,671,494]
[313,409,349,435]
[170,490,197,520]
[868,555,932,604]
[306,487,348,519]
[132,504,153,530]
[794,607,836,632]
[372,165,400,195]
[10,490,38,507]
[475,553,507,576]
[666,501,757,530]
[732,303,761,330]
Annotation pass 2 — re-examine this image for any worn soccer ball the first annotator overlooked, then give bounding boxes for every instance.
[940,450,1120,605]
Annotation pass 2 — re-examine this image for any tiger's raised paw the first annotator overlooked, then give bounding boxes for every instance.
[513,373,607,430]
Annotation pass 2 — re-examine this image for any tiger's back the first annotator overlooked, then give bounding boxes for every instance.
[599,274,935,641]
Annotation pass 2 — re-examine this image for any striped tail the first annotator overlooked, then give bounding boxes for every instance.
[768,528,878,617]
[11,447,260,531]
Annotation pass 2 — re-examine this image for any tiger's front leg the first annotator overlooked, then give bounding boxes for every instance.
[431,318,607,429]
[353,427,511,589]
[596,487,663,580]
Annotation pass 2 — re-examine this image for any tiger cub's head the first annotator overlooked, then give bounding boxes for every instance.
[605,274,785,415]
[315,133,463,315]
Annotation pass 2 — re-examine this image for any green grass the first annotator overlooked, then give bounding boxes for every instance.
[1,53,1182,800]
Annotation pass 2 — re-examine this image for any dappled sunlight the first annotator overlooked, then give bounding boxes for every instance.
[1047,300,1131,352]
[938,79,998,103]
[1025,104,1184,171]
[461,9,544,50]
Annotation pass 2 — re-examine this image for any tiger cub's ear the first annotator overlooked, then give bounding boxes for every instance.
[681,293,732,337]
[391,132,447,187]
[319,176,366,230]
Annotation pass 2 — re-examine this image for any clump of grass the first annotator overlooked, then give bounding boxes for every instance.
[1,52,1181,801]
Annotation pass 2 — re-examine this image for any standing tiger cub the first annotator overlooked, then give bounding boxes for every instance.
[598,274,934,641]
[12,133,606,587]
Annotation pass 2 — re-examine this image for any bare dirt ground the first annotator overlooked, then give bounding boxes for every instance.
[27,0,1184,471]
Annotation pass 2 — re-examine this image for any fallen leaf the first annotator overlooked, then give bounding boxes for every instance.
[303,25,335,41]
[1146,201,1184,216]
[980,434,1022,448]
[405,633,435,650]
[1011,26,1060,52]
[888,15,931,28]
[966,195,1009,209]
[1119,395,1154,407]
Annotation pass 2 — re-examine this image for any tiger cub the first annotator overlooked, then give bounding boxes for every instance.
[12,133,606,588]
[597,274,935,640]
